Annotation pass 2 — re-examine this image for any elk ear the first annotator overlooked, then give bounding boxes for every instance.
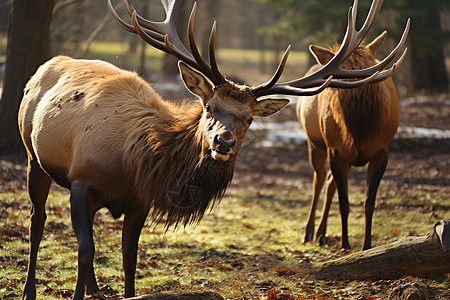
[178,61,213,104]
[253,98,290,117]
[367,31,387,54]
[310,45,335,65]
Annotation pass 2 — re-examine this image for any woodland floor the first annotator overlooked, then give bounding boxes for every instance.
[0,94,449,299]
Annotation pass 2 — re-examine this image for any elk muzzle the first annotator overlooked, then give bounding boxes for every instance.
[211,133,237,161]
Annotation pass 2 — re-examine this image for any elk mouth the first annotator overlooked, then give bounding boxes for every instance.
[211,149,230,161]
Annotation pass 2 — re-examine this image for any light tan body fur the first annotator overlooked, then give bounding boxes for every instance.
[297,33,399,250]
[19,56,288,299]
[21,57,155,206]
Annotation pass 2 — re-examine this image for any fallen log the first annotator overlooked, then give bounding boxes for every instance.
[314,220,450,281]
[126,291,224,300]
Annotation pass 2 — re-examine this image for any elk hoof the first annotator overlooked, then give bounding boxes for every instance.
[304,233,314,243]
[317,235,328,246]
[342,241,352,250]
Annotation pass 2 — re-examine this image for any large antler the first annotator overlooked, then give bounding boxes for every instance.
[251,0,410,97]
[108,0,227,85]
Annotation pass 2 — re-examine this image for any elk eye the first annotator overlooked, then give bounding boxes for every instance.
[205,105,211,112]
[247,118,253,125]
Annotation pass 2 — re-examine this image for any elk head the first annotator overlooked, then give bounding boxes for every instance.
[108,0,409,162]
[177,61,289,162]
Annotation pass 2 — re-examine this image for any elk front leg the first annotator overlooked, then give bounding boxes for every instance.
[70,180,95,300]
[122,208,150,298]
[304,143,327,243]
[315,171,336,245]
[23,158,52,300]
[328,151,351,249]
[362,149,388,250]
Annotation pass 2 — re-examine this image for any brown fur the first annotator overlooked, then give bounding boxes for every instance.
[327,44,391,156]
[298,37,400,250]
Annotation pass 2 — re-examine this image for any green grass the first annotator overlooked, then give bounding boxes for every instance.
[1,188,448,299]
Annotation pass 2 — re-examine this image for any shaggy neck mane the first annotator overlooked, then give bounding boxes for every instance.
[329,44,390,146]
[123,99,235,229]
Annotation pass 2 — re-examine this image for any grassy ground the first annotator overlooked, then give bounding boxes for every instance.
[1,188,448,299]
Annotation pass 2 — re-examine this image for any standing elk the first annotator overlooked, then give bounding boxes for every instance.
[19,0,407,298]
[298,0,409,250]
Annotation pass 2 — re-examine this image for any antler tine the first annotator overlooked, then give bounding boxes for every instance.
[162,0,183,23]
[315,0,357,77]
[330,46,407,88]
[187,2,213,78]
[108,0,167,43]
[369,47,408,83]
[130,11,175,55]
[130,0,190,59]
[124,0,182,35]
[343,0,383,60]
[186,4,226,84]
[109,0,225,86]
[128,8,204,73]
[163,31,205,73]
[292,76,333,96]
[251,45,291,97]
[329,71,379,88]
[208,22,227,85]
[108,0,139,33]
[261,76,334,97]
[333,17,410,79]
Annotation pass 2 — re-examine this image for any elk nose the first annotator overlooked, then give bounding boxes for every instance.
[214,135,236,153]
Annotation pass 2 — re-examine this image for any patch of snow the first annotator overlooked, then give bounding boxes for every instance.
[248,120,450,148]
[396,127,450,139]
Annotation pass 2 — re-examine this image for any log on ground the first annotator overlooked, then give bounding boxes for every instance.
[314,220,450,281]
[126,291,224,300]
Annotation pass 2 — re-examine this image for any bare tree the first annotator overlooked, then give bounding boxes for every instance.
[0,0,55,155]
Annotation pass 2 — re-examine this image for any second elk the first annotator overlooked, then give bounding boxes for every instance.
[298,0,410,250]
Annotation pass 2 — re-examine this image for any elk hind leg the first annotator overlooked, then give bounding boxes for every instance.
[304,144,327,243]
[362,149,388,250]
[315,171,336,245]
[23,158,52,300]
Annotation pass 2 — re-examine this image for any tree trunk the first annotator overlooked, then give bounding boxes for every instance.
[410,49,449,94]
[0,0,55,155]
[314,220,450,281]
[408,2,449,93]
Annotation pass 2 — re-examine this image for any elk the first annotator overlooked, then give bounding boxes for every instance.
[298,0,410,250]
[19,0,406,298]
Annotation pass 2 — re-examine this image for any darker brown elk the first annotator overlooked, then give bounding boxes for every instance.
[19,0,406,299]
[298,3,410,251]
